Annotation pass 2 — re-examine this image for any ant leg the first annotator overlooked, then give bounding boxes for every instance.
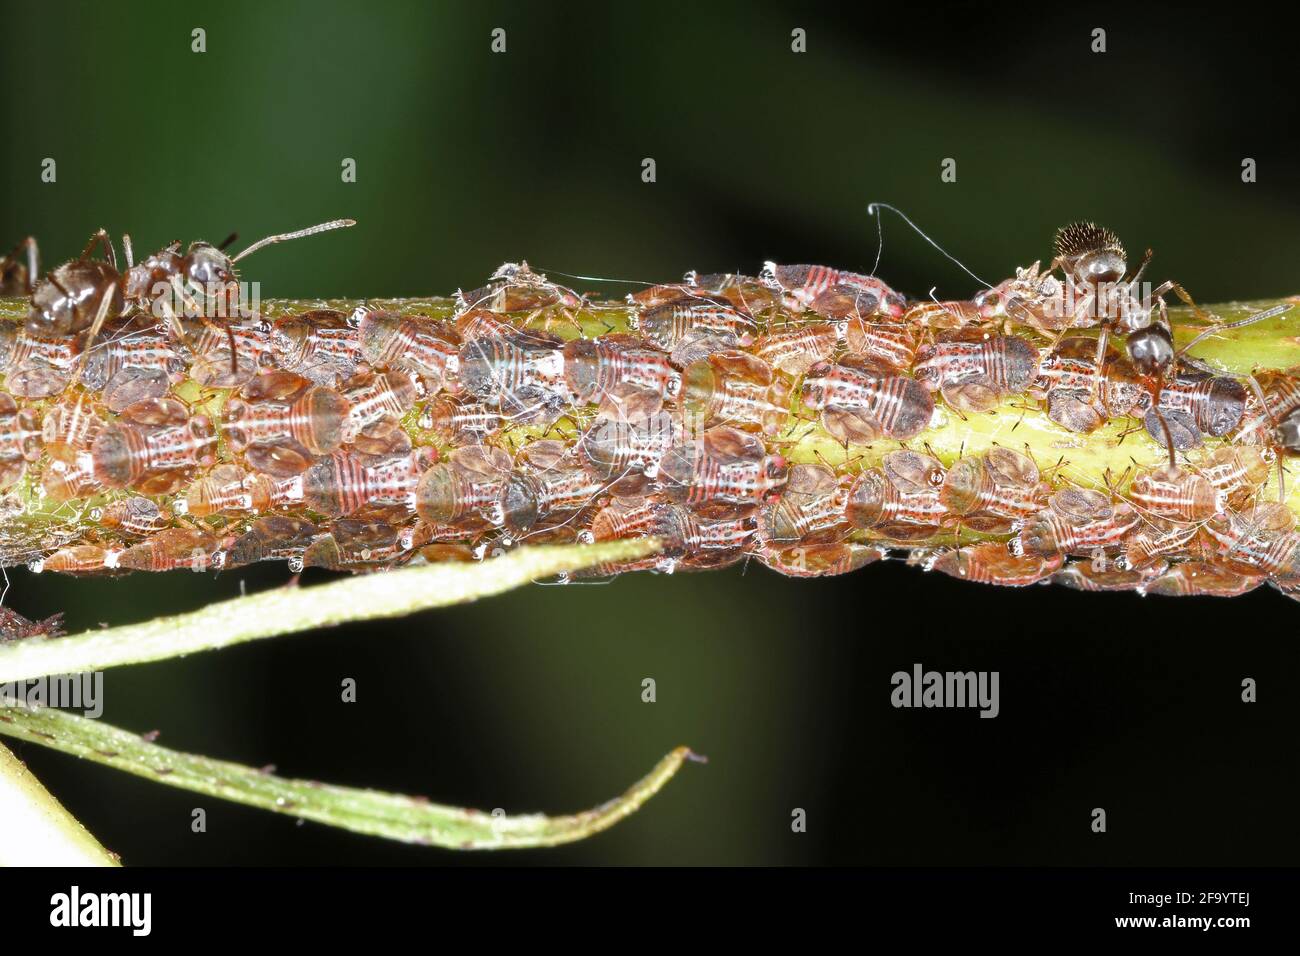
[15,237,38,292]
[1092,319,1112,368]
[1244,372,1288,504]
[71,281,121,379]
[1148,280,1215,325]
[78,229,117,270]
[1177,302,1294,358]
[122,234,134,270]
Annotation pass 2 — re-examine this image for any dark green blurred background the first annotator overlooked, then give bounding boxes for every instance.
[1,0,1297,865]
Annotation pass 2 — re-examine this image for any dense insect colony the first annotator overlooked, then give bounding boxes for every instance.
[2,223,1300,601]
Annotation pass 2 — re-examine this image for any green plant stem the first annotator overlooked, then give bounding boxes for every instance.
[0,538,660,684]
[0,704,694,850]
[0,739,120,866]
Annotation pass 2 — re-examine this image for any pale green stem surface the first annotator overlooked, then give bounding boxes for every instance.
[0,538,660,684]
[0,704,695,850]
[0,739,120,866]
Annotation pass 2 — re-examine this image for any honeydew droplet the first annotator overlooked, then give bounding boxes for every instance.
[287,556,305,573]
[26,559,44,574]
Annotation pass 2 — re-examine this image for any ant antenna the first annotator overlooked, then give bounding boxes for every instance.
[531,265,655,288]
[1177,303,1294,358]
[232,219,356,263]
[218,232,240,251]
[866,202,992,290]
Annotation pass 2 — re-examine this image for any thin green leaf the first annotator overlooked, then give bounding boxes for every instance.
[0,702,697,850]
[0,739,120,866]
[0,539,660,684]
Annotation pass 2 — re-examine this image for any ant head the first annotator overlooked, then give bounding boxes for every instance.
[1054,222,1127,286]
[1126,323,1174,377]
[184,242,237,289]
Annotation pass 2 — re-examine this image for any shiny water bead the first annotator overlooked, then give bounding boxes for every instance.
[303,446,437,517]
[414,444,512,529]
[184,317,274,388]
[753,323,840,377]
[801,359,934,443]
[658,425,788,509]
[580,384,681,496]
[1140,560,1266,598]
[929,543,1063,586]
[633,298,757,352]
[680,350,790,435]
[759,462,848,544]
[845,450,947,536]
[116,527,226,572]
[757,541,885,578]
[1128,464,1223,523]
[843,319,917,371]
[98,495,172,537]
[760,263,905,318]
[0,392,42,489]
[357,309,462,395]
[499,439,605,532]
[900,300,983,330]
[563,333,679,404]
[1198,445,1270,509]
[913,332,1040,414]
[939,447,1048,522]
[1018,487,1138,556]
[224,370,350,477]
[271,310,365,386]
[91,397,217,494]
[419,396,503,446]
[4,329,81,398]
